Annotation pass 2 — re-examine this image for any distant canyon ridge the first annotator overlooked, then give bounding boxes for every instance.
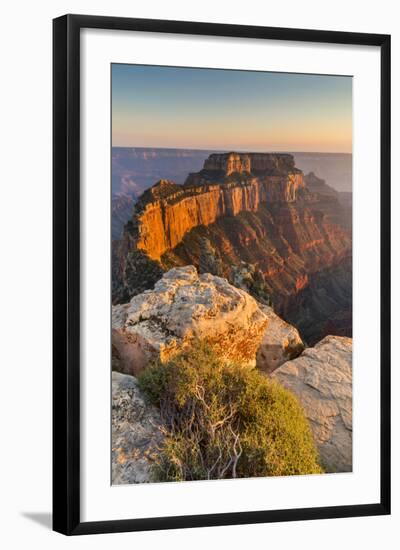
[112,146,352,195]
[112,147,352,239]
[112,151,352,345]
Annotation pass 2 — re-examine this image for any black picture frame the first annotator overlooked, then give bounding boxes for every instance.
[53,13,391,535]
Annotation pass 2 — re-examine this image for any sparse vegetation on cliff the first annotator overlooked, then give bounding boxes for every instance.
[138,343,323,482]
[198,237,224,277]
[231,261,273,306]
[112,249,163,304]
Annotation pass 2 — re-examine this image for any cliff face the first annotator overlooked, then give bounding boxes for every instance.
[203,152,298,175]
[204,152,251,174]
[113,153,351,344]
[125,153,306,262]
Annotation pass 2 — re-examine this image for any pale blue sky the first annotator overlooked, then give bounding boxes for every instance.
[112,64,352,153]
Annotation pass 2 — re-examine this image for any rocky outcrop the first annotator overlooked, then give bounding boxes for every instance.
[256,305,304,373]
[272,335,352,472]
[111,268,351,477]
[112,266,268,375]
[112,371,162,484]
[202,152,298,176]
[203,152,251,175]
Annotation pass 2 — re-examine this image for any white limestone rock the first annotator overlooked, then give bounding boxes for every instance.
[112,266,268,375]
[112,371,163,484]
[272,335,352,472]
[256,305,304,373]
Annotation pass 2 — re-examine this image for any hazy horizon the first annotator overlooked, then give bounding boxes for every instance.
[112,145,352,156]
[112,65,352,153]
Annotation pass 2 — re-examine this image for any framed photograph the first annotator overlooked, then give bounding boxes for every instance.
[53,14,391,535]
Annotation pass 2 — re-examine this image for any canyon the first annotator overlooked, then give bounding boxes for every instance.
[112,193,134,240]
[113,152,352,344]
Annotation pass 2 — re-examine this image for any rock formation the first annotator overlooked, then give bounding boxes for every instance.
[256,305,304,373]
[112,266,268,375]
[200,152,298,177]
[124,170,305,262]
[112,371,163,484]
[203,152,251,175]
[113,152,352,344]
[272,335,352,472]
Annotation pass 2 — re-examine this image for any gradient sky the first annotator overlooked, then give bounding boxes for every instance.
[112,64,352,153]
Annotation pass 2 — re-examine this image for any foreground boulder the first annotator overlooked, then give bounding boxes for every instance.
[112,266,268,375]
[256,305,304,373]
[272,335,352,472]
[112,371,162,484]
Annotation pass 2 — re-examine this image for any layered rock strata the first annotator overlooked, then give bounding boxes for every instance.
[126,169,305,262]
[201,152,299,176]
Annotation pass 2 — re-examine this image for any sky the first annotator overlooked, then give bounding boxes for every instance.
[112,64,352,153]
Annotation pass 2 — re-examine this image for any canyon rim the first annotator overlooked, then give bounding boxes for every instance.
[111,63,352,484]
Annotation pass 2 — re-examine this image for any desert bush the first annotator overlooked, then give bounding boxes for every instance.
[138,343,322,481]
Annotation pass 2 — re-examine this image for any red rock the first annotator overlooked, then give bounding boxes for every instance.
[113,153,352,344]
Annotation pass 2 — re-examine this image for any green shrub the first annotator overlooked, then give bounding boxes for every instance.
[138,343,322,481]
